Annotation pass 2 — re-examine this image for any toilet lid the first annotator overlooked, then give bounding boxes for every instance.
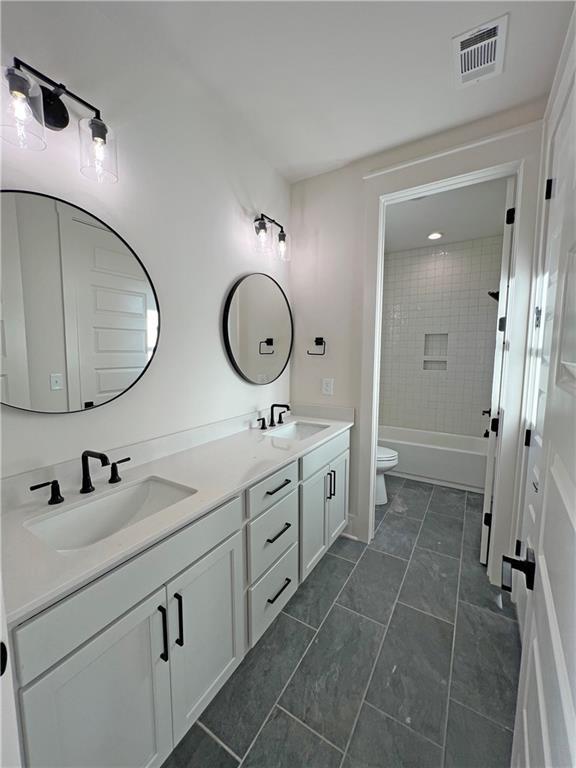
[377,445,398,461]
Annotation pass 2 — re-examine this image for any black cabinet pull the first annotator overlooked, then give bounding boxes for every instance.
[0,641,7,677]
[265,478,291,496]
[174,593,184,647]
[157,606,169,662]
[267,577,292,604]
[331,470,336,498]
[266,522,292,544]
[326,472,332,500]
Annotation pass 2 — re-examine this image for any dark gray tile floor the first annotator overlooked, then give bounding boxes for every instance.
[164,479,520,768]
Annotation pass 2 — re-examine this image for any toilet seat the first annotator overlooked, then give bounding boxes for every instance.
[377,445,398,464]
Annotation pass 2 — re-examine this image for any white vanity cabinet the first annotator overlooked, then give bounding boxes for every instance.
[20,588,173,768]
[299,432,350,580]
[168,531,244,745]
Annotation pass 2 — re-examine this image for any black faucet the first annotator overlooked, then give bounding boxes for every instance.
[80,450,110,494]
[270,403,290,428]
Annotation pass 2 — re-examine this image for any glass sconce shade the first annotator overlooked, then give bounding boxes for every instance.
[1,66,46,150]
[278,230,291,262]
[79,117,118,183]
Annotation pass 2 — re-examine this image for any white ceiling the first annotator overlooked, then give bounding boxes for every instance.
[2,2,574,182]
[384,177,508,252]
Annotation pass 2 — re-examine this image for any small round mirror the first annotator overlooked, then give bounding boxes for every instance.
[223,273,293,384]
[1,190,160,413]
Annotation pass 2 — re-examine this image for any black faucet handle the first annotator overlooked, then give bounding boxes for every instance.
[256,418,267,431]
[109,457,131,484]
[30,479,64,505]
[278,410,288,424]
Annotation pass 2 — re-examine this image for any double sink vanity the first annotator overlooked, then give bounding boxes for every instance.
[3,414,352,768]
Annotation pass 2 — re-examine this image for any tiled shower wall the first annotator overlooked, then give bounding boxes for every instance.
[379,237,502,436]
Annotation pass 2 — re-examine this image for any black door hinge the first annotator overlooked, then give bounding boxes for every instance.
[506,207,516,225]
[498,316,507,333]
[483,512,492,527]
[535,306,542,328]
[545,178,554,200]
[491,417,499,435]
[524,428,532,447]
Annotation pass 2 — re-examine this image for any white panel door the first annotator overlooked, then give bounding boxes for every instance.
[512,36,575,768]
[300,467,329,580]
[327,451,349,547]
[0,193,31,409]
[20,589,173,768]
[58,205,157,410]
[168,531,244,746]
[481,177,516,565]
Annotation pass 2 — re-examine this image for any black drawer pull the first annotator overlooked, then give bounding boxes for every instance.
[157,606,169,662]
[174,593,184,647]
[266,522,292,544]
[265,478,291,496]
[267,577,291,604]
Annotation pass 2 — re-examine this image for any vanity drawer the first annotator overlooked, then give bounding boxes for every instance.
[248,490,298,583]
[248,543,298,646]
[14,496,243,687]
[300,431,350,481]
[247,461,298,519]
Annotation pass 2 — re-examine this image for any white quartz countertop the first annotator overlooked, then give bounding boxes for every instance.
[2,417,352,626]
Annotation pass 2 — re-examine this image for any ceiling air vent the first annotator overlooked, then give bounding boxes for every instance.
[452,14,508,87]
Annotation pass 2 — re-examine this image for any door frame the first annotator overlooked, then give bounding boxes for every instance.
[356,121,543,588]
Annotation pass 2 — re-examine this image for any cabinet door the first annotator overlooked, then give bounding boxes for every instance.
[21,589,172,768]
[168,531,244,745]
[327,451,349,546]
[300,467,329,580]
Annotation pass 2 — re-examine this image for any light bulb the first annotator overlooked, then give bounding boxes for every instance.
[9,91,32,123]
[278,230,287,258]
[257,227,267,241]
[428,232,443,240]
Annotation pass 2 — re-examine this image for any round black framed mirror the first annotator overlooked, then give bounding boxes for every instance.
[223,273,293,384]
[1,190,160,413]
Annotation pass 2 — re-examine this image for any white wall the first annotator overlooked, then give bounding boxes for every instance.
[1,4,290,477]
[290,101,544,541]
[380,236,502,436]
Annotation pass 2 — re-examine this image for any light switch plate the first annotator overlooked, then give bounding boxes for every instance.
[321,378,334,396]
[50,373,64,391]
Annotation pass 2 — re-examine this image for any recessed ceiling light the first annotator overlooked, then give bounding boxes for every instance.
[428,232,443,240]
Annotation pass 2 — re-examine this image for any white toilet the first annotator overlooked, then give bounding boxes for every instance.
[375,445,399,505]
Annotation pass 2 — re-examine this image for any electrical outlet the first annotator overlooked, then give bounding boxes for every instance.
[321,378,334,396]
[50,373,64,391]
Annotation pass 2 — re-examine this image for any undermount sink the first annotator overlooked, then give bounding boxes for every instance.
[266,421,329,441]
[25,477,197,551]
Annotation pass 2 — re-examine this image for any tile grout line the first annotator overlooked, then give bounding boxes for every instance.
[396,600,455,626]
[448,696,515,734]
[333,601,386,627]
[325,550,364,564]
[372,480,405,536]
[196,720,243,764]
[457,597,519,624]
[338,487,435,768]
[363,700,444,749]
[440,491,467,767]
[280,610,317,632]
[275,704,345,754]
[238,520,379,766]
[415,544,461,561]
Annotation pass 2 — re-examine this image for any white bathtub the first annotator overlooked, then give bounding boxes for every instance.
[378,425,487,492]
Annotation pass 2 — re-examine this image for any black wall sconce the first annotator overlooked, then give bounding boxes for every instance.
[254,213,289,261]
[1,57,118,183]
[259,338,275,355]
[307,337,326,356]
